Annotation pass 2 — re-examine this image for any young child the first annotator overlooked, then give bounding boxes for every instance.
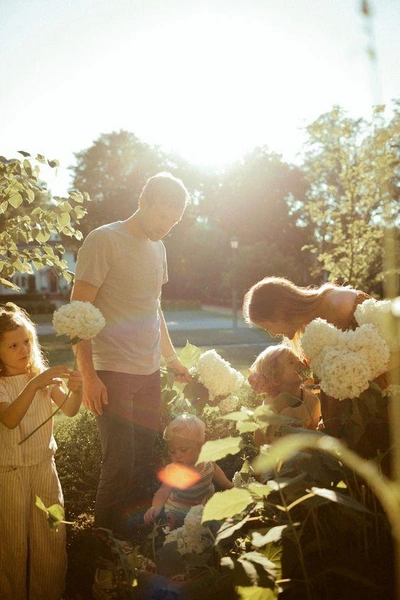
[248,344,321,445]
[0,303,82,600]
[144,414,233,529]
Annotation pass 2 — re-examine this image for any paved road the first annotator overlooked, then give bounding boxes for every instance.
[37,307,271,348]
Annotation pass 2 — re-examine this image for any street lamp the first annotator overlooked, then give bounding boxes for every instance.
[230,237,239,330]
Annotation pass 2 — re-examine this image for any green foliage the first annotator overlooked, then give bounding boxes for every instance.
[54,409,101,519]
[0,151,90,290]
[297,103,400,290]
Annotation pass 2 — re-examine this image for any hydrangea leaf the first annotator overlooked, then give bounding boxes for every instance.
[35,495,69,530]
[202,488,252,522]
[196,436,242,463]
[178,341,202,368]
[235,585,276,600]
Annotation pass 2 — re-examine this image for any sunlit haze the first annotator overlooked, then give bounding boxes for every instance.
[1,0,399,195]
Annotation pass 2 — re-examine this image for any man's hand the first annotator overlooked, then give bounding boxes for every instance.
[82,374,108,416]
[168,358,191,383]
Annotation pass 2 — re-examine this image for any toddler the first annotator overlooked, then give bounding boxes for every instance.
[0,303,82,600]
[144,414,233,529]
[248,344,321,445]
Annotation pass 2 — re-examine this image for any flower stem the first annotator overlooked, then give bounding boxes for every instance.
[19,357,77,445]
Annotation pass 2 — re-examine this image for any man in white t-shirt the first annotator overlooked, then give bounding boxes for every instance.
[71,172,191,535]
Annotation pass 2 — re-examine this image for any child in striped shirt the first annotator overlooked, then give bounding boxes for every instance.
[0,303,82,600]
[144,414,233,529]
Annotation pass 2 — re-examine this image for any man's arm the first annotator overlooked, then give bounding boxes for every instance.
[159,309,191,382]
[71,280,108,415]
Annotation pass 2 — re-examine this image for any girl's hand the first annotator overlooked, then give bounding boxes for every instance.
[66,370,83,393]
[31,365,71,391]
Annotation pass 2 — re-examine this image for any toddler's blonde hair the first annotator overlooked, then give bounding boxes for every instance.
[163,414,205,444]
[249,344,300,396]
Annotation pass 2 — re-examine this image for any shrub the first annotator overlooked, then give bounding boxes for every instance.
[55,409,101,519]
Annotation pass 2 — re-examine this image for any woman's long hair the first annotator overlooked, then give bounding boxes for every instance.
[0,303,48,377]
[243,276,337,326]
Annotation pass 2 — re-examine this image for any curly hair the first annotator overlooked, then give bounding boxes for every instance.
[0,303,48,377]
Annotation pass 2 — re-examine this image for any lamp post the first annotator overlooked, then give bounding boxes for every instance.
[230,237,239,330]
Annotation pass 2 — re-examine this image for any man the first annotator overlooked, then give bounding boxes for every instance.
[71,171,191,535]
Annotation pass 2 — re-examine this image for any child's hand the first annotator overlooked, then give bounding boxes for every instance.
[248,371,268,393]
[66,370,83,393]
[144,506,162,524]
[31,365,71,391]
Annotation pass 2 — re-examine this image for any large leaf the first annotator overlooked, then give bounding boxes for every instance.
[236,585,277,600]
[178,341,202,368]
[203,488,252,521]
[197,436,242,463]
[311,487,372,514]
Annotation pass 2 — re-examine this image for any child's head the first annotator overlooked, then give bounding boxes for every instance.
[0,303,47,377]
[163,414,205,467]
[249,344,304,396]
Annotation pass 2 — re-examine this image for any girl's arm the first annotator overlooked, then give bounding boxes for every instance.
[213,463,234,490]
[0,365,71,429]
[51,368,83,417]
[144,483,173,523]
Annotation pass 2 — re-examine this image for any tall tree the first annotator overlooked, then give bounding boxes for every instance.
[299,104,400,291]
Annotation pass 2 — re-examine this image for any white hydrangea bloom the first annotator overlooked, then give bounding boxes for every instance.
[301,318,346,360]
[52,301,106,341]
[196,349,244,401]
[218,394,239,414]
[164,505,213,555]
[319,348,372,400]
[347,324,390,380]
[355,299,400,353]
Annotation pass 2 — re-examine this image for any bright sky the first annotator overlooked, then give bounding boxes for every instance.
[1,0,399,195]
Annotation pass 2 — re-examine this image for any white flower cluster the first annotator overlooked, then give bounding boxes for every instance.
[355,298,400,353]
[195,349,245,401]
[301,318,390,400]
[52,301,106,342]
[164,505,213,555]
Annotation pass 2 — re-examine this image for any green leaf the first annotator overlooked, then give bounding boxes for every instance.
[202,488,252,521]
[251,525,288,547]
[237,421,260,434]
[311,487,372,514]
[236,585,277,600]
[178,341,202,368]
[35,495,69,530]
[8,192,23,208]
[48,159,60,168]
[57,212,71,227]
[197,436,242,463]
[18,150,31,157]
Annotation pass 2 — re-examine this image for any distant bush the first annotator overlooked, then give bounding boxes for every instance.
[54,410,101,519]
[0,293,56,314]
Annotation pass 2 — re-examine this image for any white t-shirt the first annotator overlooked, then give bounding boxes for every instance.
[74,221,168,375]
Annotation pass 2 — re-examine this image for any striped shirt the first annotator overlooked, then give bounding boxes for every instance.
[165,461,215,520]
[0,374,57,467]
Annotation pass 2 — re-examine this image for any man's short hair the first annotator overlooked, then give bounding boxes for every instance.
[140,171,190,211]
